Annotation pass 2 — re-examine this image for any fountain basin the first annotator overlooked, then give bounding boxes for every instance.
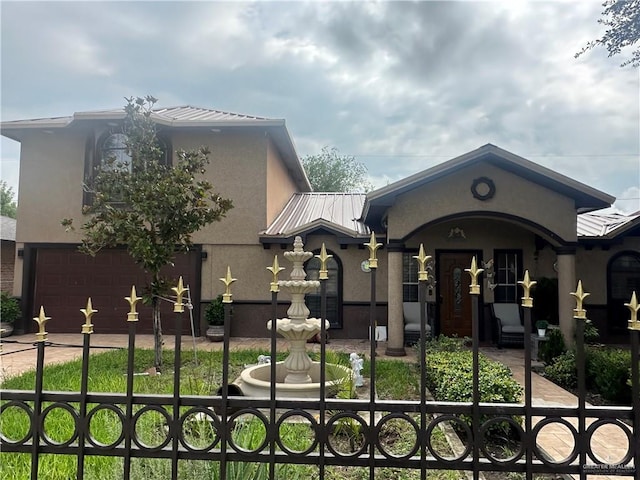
[237,361,352,399]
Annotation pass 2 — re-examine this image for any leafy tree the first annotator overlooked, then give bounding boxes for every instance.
[302,146,373,192]
[0,181,17,218]
[576,0,640,68]
[63,96,233,369]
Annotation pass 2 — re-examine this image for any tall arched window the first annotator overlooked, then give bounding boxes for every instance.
[100,133,132,171]
[305,251,342,329]
[608,252,640,333]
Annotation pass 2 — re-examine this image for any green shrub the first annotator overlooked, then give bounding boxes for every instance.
[205,295,225,326]
[425,335,466,354]
[0,291,20,324]
[538,328,566,365]
[587,347,631,403]
[543,350,577,389]
[425,349,522,435]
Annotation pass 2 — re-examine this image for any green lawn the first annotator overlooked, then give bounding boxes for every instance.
[0,348,459,480]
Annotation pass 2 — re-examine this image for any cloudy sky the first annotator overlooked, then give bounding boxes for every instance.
[1,1,639,213]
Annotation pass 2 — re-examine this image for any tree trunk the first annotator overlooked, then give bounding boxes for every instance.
[152,296,163,370]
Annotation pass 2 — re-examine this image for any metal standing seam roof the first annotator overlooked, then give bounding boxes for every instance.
[1,106,280,131]
[577,211,640,237]
[263,193,369,237]
[0,216,16,242]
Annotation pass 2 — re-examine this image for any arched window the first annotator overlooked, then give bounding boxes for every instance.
[100,133,132,171]
[305,251,342,329]
[95,131,171,172]
[608,252,640,333]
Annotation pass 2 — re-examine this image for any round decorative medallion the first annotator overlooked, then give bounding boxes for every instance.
[360,260,371,273]
[471,177,496,201]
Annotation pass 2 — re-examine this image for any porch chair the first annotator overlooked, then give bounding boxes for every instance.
[403,302,431,346]
[491,303,525,348]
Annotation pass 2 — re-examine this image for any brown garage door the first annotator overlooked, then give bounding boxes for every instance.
[32,247,199,334]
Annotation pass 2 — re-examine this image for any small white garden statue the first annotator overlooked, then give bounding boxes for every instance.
[257,355,271,365]
[350,353,364,387]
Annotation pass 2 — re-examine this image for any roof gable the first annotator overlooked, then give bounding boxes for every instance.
[363,144,614,226]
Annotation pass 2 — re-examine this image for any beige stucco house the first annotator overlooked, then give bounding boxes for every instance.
[2,106,639,353]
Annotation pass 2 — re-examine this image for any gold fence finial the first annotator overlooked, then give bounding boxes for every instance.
[626,291,640,330]
[518,270,537,308]
[172,276,188,313]
[267,255,285,293]
[413,244,432,282]
[364,232,382,269]
[220,266,237,303]
[465,256,484,295]
[34,306,50,342]
[570,280,589,320]
[80,298,97,334]
[125,286,141,322]
[316,243,333,280]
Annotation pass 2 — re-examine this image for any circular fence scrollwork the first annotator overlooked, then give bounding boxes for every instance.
[227,408,269,455]
[424,415,472,463]
[376,413,420,460]
[86,404,125,449]
[532,417,578,466]
[41,402,79,447]
[326,411,368,458]
[179,407,221,452]
[132,405,172,451]
[276,409,318,455]
[586,418,633,466]
[479,417,524,466]
[0,400,33,445]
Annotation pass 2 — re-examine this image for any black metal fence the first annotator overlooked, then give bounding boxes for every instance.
[1,240,639,480]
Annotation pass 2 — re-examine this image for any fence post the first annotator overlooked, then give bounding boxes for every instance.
[30,307,50,480]
[519,271,536,480]
[123,286,141,480]
[171,278,187,480]
[625,292,639,480]
[365,232,382,479]
[316,245,331,479]
[570,281,589,480]
[219,266,236,480]
[414,244,431,480]
[77,299,97,480]
[267,255,284,479]
[466,256,483,480]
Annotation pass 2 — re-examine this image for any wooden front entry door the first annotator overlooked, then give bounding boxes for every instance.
[438,252,477,337]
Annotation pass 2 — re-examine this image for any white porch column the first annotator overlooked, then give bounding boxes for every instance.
[556,248,576,345]
[386,244,406,357]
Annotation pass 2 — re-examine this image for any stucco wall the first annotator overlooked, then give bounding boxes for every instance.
[172,130,269,245]
[386,162,577,244]
[16,131,87,243]
[576,236,640,304]
[405,217,544,303]
[15,127,273,247]
[266,139,298,225]
[200,235,386,303]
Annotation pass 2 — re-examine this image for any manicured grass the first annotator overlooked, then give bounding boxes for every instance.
[0,348,459,480]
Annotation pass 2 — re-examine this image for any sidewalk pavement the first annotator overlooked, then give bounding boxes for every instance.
[0,334,633,479]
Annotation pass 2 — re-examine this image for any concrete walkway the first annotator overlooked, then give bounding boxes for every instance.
[1,335,634,478]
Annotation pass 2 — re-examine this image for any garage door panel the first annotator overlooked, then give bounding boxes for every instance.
[33,248,199,334]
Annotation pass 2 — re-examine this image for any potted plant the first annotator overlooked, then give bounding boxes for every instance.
[535,319,549,338]
[205,295,225,342]
[1,291,20,337]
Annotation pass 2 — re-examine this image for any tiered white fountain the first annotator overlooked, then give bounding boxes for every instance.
[237,236,348,398]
